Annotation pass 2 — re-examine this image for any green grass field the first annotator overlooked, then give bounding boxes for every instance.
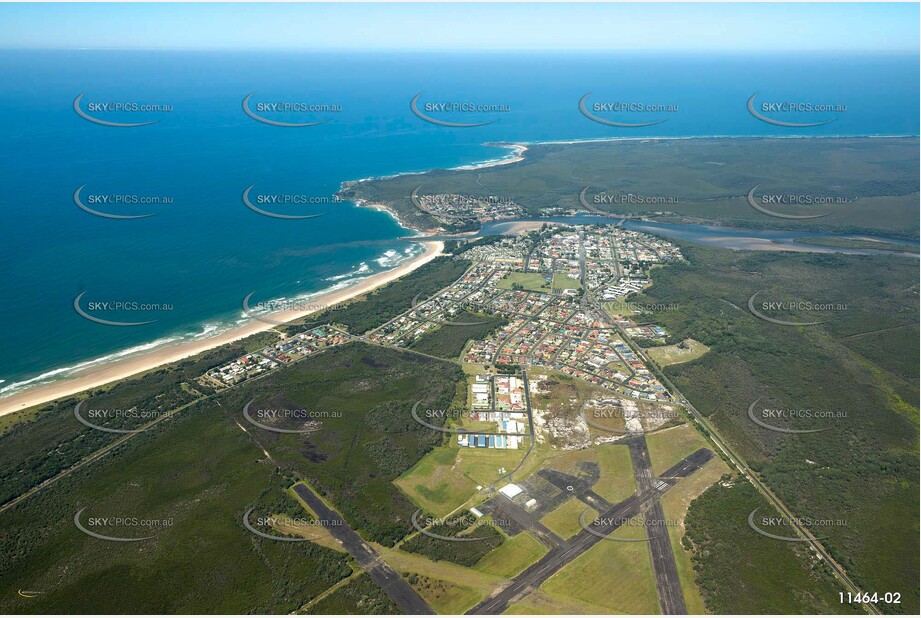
[541,523,660,614]
[540,499,598,540]
[455,447,531,487]
[603,300,636,319]
[497,271,551,292]
[646,338,710,366]
[505,588,616,614]
[394,445,478,518]
[551,273,582,290]
[594,443,637,504]
[406,573,483,614]
[375,542,504,592]
[473,532,548,578]
[646,423,711,477]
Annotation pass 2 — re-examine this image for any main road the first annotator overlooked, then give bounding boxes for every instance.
[599,298,880,615]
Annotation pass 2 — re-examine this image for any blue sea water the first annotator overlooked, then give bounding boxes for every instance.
[0,50,918,394]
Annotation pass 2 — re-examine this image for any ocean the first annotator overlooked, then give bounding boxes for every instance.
[0,50,918,395]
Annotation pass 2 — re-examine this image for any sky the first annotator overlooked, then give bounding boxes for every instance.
[0,2,917,53]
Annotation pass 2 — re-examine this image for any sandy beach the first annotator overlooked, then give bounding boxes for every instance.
[357,200,441,236]
[2,139,563,419]
[0,241,444,418]
[450,143,528,171]
[2,138,526,420]
[494,220,548,235]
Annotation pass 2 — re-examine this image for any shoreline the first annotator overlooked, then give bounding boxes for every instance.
[513,133,920,147]
[6,133,917,418]
[340,143,529,234]
[342,134,918,236]
[355,200,441,236]
[449,143,528,170]
[0,140,527,418]
[0,241,444,418]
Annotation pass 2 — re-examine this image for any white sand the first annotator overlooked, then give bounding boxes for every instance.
[0,241,444,417]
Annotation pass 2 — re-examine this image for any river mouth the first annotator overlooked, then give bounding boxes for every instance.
[471,215,920,258]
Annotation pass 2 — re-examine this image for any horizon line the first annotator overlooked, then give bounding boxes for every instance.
[2,47,918,54]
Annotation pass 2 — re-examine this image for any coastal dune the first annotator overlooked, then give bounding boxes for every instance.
[0,241,444,418]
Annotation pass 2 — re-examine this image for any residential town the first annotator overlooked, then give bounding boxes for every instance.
[201,224,683,443]
[372,225,681,402]
[200,326,347,388]
[414,192,526,223]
